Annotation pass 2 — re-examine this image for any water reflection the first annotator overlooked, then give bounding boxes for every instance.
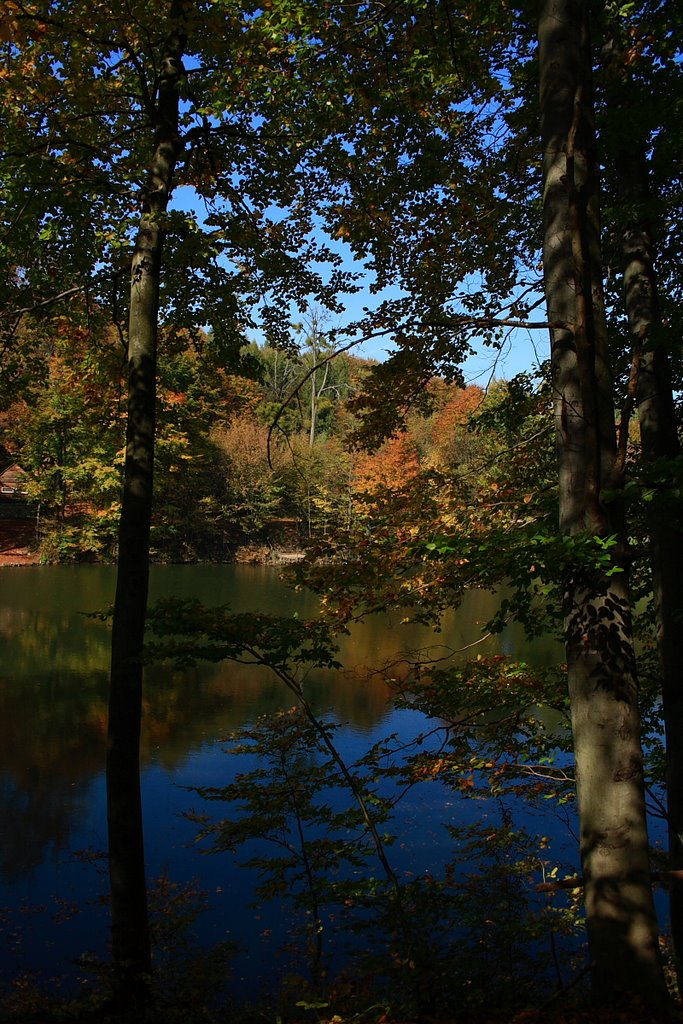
[0,565,561,886]
[0,564,562,992]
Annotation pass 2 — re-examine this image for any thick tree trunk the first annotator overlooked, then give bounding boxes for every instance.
[616,138,683,979]
[538,0,669,1006]
[106,4,187,1009]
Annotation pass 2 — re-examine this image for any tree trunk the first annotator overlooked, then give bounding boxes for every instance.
[616,131,683,980]
[309,360,318,447]
[538,0,669,1006]
[106,3,187,1009]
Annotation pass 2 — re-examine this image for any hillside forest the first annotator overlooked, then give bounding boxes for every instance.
[1,0,683,1022]
[0,316,533,563]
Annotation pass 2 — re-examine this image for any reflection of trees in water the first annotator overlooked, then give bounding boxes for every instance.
[140,660,395,769]
[0,567,561,883]
[0,669,108,884]
[0,671,109,773]
[0,772,93,882]
[0,653,395,881]
[0,605,32,632]
[0,609,111,678]
[0,655,396,882]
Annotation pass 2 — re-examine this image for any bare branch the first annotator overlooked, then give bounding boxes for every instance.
[0,285,85,324]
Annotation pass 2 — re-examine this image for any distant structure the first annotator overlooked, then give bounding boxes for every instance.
[0,463,29,496]
[0,463,35,520]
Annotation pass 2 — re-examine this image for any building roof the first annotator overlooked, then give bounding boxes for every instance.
[0,463,30,493]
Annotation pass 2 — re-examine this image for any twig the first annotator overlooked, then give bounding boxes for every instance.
[537,868,683,893]
[0,284,85,323]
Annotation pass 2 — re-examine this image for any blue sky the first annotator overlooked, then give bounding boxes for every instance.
[317,277,548,385]
[170,185,548,386]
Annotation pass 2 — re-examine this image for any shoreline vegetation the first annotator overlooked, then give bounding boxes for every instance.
[0,519,309,566]
[0,519,40,566]
[0,525,307,568]
[0,360,504,571]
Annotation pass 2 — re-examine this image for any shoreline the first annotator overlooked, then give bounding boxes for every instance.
[0,545,306,569]
[0,520,40,566]
[0,512,306,569]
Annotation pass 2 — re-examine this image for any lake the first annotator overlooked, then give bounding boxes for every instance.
[0,563,570,1005]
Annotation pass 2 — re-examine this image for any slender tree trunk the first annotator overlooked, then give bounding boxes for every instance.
[309,361,318,447]
[616,135,683,979]
[539,0,669,1006]
[106,3,187,1009]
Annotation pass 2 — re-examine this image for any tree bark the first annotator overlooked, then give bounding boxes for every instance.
[615,123,683,981]
[538,0,669,1007]
[106,3,187,1009]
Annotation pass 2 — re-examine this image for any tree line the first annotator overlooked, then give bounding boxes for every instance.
[1,318,512,560]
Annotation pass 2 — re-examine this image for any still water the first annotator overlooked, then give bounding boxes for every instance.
[0,564,565,1000]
